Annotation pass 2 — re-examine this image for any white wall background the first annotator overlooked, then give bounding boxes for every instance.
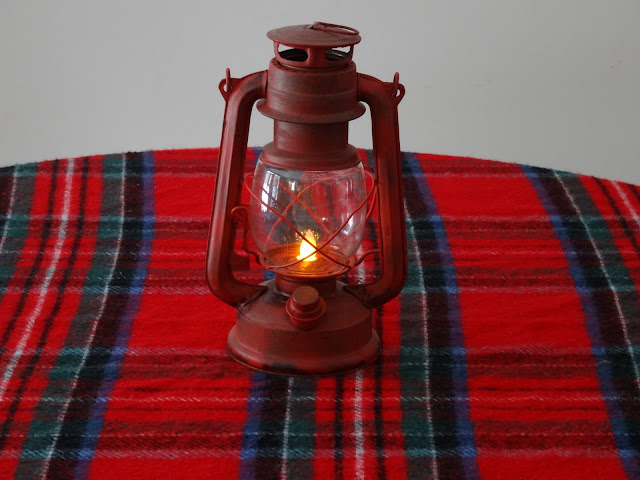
[1,0,639,183]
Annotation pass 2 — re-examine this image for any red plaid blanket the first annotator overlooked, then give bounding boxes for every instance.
[0,148,639,479]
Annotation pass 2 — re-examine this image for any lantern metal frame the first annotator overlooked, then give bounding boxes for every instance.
[206,22,408,375]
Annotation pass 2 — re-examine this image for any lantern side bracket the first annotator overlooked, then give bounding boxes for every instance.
[206,70,269,307]
[230,204,261,264]
[346,73,408,307]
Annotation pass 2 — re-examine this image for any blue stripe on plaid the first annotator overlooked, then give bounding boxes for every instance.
[240,372,268,472]
[404,153,479,476]
[73,151,156,475]
[523,165,640,477]
[239,148,280,480]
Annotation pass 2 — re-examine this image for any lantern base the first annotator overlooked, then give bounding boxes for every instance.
[227,280,379,376]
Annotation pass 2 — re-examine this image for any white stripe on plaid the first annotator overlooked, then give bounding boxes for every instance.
[279,376,293,480]
[40,154,127,477]
[354,369,365,479]
[0,159,75,401]
[405,199,439,479]
[612,181,640,229]
[556,173,640,394]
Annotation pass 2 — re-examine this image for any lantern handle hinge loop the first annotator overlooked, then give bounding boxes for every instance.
[219,68,233,101]
[230,204,248,225]
[391,72,405,105]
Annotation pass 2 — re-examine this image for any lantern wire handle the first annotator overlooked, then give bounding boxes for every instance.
[351,248,379,268]
[242,170,377,270]
[365,188,377,222]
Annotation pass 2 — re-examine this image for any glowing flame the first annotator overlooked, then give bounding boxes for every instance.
[297,229,317,262]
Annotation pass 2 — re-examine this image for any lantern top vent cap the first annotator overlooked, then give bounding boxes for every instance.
[268,22,361,69]
[267,22,361,49]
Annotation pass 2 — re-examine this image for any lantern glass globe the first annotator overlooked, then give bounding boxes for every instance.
[249,158,367,276]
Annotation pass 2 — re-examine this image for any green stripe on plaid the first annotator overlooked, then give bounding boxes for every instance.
[15,155,127,478]
[279,377,317,477]
[239,374,318,479]
[0,164,38,318]
[400,152,479,478]
[70,151,155,478]
[0,160,67,455]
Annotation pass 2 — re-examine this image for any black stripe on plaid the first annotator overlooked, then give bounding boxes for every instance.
[630,185,640,206]
[0,161,58,357]
[40,153,147,478]
[0,166,14,217]
[15,156,122,478]
[334,376,344,480]
[0,159,66,454]
[0,166,15,260]
[254,374,289,479]
[524,166,640,478]
[239,373,318,480]
[401,152,480,479]
[373,306,386,480]
[0,163,38,307]
[593,178,640,264]
[0,165,17,308]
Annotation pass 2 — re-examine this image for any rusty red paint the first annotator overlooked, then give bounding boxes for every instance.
[206,22,407,376]
[286,286,326,330]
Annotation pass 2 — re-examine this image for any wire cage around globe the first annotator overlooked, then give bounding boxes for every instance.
[246,158,376,277]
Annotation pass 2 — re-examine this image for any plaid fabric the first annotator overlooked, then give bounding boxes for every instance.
[0,148,639,479]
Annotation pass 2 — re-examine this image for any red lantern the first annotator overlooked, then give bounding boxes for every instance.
[206,22,407,375]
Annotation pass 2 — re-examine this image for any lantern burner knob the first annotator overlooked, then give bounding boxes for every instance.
[286,286,326,330]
